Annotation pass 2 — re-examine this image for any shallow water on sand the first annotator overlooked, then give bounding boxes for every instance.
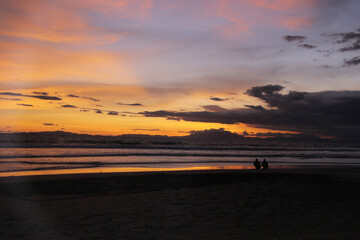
[0,147,359,176]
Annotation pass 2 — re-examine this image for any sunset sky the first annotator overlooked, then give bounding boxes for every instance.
[1,0,359,138]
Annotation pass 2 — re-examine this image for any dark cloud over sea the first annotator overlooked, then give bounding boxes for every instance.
[141,85,360,140]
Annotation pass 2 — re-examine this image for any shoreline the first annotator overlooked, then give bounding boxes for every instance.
[1,165,359,182]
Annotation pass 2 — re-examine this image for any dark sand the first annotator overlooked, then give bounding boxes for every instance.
[0,168,359,239]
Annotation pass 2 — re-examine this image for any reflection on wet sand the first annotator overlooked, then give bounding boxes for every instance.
[0,166,252,177]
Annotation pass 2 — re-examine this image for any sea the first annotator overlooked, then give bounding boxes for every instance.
[0,146,359,177]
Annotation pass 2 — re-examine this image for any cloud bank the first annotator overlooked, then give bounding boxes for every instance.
[141,85,360,140]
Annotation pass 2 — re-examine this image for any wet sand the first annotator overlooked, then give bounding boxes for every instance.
[0,167,359,239]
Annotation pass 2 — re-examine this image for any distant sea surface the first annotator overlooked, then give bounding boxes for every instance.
[0,146,359,176]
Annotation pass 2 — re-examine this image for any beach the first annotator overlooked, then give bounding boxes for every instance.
[0,167,359,239]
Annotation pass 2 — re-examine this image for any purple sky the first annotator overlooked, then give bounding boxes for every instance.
[0,0,359,137]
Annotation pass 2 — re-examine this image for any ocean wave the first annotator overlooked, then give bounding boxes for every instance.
[0,152,360,159]
[1,146,359,152]
[1,159,359,166]
[0,165,95,173]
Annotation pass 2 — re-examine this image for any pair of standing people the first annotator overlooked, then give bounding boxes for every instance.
[253,158,268,170]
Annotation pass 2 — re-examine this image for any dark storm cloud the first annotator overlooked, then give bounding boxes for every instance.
[61,104,77,108]
[210,97,229,101]
[186,128,243,142]
[32,91,48,96]
[79,107,122,115]
[107,111,119,115]
[117,102,143,106]
[82,96,100,102]
[244,105,266,111]
[67,94,100,102]
[67,94,80,98]
[141,85,360,140]
[253,132,286,137]
[141,109,253,124]
[316,49,334,57]
[244,85,360,119]
[289,27,360,68]
[17,103,33,107]
[250,132,318,140]
[0,92,62,100]
[343,57,360,66]
[283,35,306,42]
[242,131,249,136]
[328,29,360,52]
[340,44,360,52]
[202,105,228,112]
[32,95,62,100]
[331,30,360,44]
[133,129,160,132]
[0,92,25,97]
[244,85,284,106]
[298,44,316,49]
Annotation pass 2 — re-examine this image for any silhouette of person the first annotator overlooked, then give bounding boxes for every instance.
[262,159,268,170]
[253,158,261,170]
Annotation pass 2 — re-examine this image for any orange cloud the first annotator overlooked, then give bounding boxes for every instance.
[0,0,152,44]
[0,41,138,85]
[249,0,317,30]
[0,0,318,43]
[205,0,317,37]
[212,0,252,37]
